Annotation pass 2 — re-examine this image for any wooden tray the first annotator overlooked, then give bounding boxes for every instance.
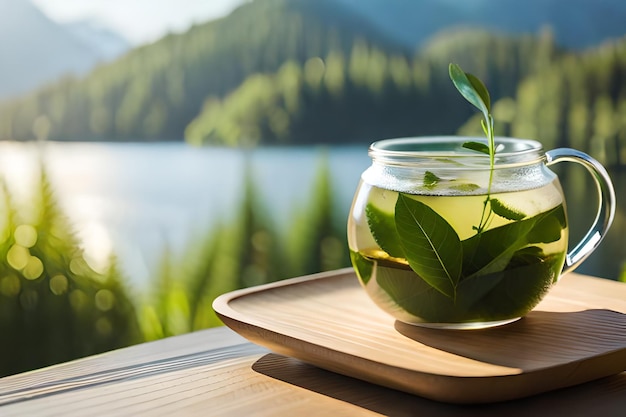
[213,268,626,404]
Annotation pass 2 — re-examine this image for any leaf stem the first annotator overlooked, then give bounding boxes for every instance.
[475,114,495,234]
[448,63,496,236]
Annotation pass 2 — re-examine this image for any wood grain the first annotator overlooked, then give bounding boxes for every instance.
[2,320,626,415]
[213,268,626,404]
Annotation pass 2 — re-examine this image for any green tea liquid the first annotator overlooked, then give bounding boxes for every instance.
[348,179,568,327]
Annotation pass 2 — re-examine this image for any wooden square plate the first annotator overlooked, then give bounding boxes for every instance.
[213,268,626,404]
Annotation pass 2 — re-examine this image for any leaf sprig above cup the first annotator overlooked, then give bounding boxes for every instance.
[448,63,494,161]
[358,65,555,301]
[448,63,524,233]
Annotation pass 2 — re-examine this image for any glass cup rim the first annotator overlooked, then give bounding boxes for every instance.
[368,136,545,168]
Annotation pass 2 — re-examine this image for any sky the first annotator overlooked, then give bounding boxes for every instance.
[31,0,247,45]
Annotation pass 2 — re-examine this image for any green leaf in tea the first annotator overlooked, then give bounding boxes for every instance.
[423,171,440,189]
[462,141,490,155]
[365,203,405,258]
[350,250,374,285]
[507,246,544,267]
[394,193,462,298]
[527,204,567,243]
[455,250,559,317]
[461,218,537,279]
[450,183,481,192]
[376,265,457,321]
[461,204,564,279]
[490,198,527,221]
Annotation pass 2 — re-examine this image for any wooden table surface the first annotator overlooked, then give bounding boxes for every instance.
[3,277,626,416]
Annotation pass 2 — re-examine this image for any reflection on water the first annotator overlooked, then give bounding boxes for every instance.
[0,141,622,286]
[0,142,370,288]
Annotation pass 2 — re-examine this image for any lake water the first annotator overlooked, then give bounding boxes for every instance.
[0,141,622,289]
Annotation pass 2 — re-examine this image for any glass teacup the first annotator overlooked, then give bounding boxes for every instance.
[347,136,615,329]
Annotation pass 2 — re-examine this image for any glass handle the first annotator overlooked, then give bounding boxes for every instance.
[545,148,616,275]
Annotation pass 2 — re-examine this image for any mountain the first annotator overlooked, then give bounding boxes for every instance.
[1,0,626,153]
[0,0,128,99]
[63,20,130,62]
[0,0,409,141]
[4,0,626,104]
[337,0,626,49]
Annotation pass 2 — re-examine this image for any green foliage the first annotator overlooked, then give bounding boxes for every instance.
[0,0,406,142]
[185,47,431,145]
[135,160,282,338]
[183,29,564,146]
[0,165,140,377]
[283,153,349,276]
[134,154,348,340]
[0,154,351,374]
[506,37,626,166]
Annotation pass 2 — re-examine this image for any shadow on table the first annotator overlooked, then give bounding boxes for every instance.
[253,353,626,416]
[0,343,265,407]
[394,309,626,369]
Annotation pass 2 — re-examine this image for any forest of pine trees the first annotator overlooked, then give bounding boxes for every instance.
[0,0,624,167]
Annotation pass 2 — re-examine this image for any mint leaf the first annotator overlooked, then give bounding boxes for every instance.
[448,63,490,119]
[455,250,558,316]
[461,204,564,279]
[365,203,405,258]
[376,264,451,320]
[450,183,481,192]
[490,198,527,221]
[461,219,535,279]
[350,250,374,285]
[395,194,462,298]
[527,205,567,243]
[374,248,562,323]
[466,72,491,113]
[462,141,490,155]
[376,264,438,306]
[424,171,440,189]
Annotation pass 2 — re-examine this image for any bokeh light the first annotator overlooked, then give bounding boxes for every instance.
[49,274,69,295]
[14,224,37,248]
